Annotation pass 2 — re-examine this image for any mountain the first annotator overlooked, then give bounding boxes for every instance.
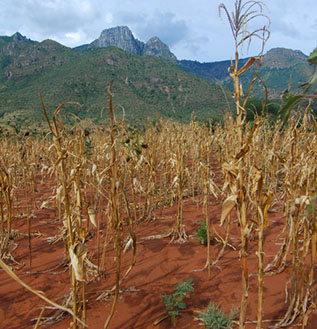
[179,48,316,98]
[90,26,144,55]
[179,58,249,82]
[1,28,314,131]
[75,26,177,63]
[0,32,230,130]
[0,32,36,49]
[143,37,177,62]
[0,32,37,57]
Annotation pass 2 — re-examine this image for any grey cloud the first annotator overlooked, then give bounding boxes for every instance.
[34,2,101,32]
[113,11,189,47]
[1,0,317,62]
[270,20,300,38]
[181,36,210,58]
[113,11,145,25]
[1,0,103,37]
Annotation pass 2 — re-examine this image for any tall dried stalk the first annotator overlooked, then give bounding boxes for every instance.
[192,122,219,276]
[271,112,316,327]
[0,168,13,258]
[168,130,190,243]
[219,1,270,328]
[40,94,87,329]
[103,81,125,329]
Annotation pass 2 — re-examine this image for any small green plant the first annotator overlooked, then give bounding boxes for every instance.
[196,221,208,245]
[195,301,237,329]
[160,278,194,326]
[306,194,317,217]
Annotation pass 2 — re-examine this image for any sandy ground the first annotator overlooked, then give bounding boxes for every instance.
[0,171,316,329]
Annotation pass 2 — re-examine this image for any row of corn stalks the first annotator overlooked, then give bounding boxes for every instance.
[0,98,315,328]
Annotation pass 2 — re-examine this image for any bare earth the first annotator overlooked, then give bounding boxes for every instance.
[0,174,316,329]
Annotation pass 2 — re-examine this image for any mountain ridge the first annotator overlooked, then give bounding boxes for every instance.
[0,27,315,130]
[0,34,230,129]
[75,26,177,63]
[179,47,315,98]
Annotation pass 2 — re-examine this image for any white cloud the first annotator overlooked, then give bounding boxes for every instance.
[107,10,188,47]
[0,0,316,61]
[105,13,113,25]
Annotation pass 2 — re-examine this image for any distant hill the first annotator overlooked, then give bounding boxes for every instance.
[179,57,249,82]
[0,32,36,50]
[1,27,315,131]
[179,48,316,98]
[0,32,230,129]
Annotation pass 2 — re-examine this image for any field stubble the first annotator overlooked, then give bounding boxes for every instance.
[0,111,316,329]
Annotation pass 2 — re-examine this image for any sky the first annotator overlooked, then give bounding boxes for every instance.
[0,0,316,62]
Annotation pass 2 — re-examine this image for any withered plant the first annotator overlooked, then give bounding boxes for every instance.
[219,1,270,328]
[40,95,89,329]
[190,119,219,277]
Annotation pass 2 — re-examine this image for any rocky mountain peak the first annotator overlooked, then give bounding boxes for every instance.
[91,26,143,55]
[11,32,33,44]
[147,37,160,43]
[0,32,35,56]
[144,36,177,63]
[89,26,177,62]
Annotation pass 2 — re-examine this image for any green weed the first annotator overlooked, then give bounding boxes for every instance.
[160,278,194,326]
[195,301,237,329]
[195,221,208,245]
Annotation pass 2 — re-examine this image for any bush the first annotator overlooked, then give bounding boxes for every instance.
[160,278,194,326]
[195,301,237,329]
[195,221,208,245]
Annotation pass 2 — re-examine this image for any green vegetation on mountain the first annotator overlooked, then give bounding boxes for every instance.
[179,58,249,82]
[0,30,315,130]
[179,48,316,99]
[0,35,232,129]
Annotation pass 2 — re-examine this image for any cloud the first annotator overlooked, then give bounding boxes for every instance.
[113,11,189,47]
[0,0,104,45]
[26,0,101,32]
[173,36,211,61]
[0,0,316,61]
[270,20,300,38]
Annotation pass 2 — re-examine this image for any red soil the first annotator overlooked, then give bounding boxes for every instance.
[0,176,316,329]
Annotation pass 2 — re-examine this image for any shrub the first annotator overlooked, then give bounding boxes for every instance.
[195,301,237,329]
[160,278,194,326]
[195,221,208,245]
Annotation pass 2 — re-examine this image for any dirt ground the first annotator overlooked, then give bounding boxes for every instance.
[0,173,316,329]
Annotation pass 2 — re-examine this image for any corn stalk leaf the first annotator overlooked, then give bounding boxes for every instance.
[69,243,88,282]
[220,195,237,226]
[88,207,97,228]
[237,57,260,76]
[279,94,303,125]
[0,258,86,327]
[262,191,273,227]
[235,121,260,160]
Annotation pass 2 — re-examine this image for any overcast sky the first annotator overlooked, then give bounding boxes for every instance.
[0,0,316,62]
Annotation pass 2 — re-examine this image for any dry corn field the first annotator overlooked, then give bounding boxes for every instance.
[0,105,316,329]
